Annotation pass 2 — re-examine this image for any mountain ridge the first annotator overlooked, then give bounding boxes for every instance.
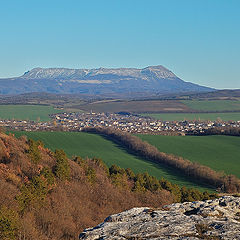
[0,65,214,96]
[20,65,177,80]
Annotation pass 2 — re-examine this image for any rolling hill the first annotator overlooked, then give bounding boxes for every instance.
[11,131,214,191]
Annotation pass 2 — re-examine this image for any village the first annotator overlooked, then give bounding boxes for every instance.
[1,111,240,135]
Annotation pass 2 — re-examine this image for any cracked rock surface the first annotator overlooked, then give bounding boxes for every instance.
[79,196,240,239]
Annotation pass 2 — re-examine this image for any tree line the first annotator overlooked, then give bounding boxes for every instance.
[83,127,240,193]
[188,126,240,137]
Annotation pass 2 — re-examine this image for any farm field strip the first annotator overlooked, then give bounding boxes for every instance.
[137,134,240,178]
[181,100,240,112]
[76,100,190,113]
[142,112,240,121]
[11,131,213,191]
[0,105,63,121]
[73,99,240,114]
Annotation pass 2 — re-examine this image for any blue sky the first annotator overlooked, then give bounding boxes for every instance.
[0,0,239,89]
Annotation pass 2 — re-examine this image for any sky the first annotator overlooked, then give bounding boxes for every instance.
[0,0,239,89]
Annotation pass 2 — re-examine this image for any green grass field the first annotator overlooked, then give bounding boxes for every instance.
[11,131,213,191]
[137,134,240,178]
[142,112,240,121]
[0,105,62,121]
[181,100,240,112]
[77,99,240,114]
[77,100,189,113]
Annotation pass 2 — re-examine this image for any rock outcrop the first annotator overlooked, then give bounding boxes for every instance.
[79,196,240,240]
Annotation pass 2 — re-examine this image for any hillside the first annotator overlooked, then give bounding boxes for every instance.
[11,131,215,190]
[0,131,218,240]
[11,129,240,193]
[0,65,213,96]
[184,89,240,100]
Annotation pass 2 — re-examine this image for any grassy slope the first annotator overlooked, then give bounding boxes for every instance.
[11,131,212,191]
[181,100,240,111]
[142,112,240,121]
[0,105,62,121]
[137,134,240,178]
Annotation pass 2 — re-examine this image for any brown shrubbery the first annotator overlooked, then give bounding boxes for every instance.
[0,131,219,239]
[83,127,240,193]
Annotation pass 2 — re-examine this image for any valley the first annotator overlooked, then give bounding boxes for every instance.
[2,95,240,194]
[1,1,240,239]
[11,130,213,191]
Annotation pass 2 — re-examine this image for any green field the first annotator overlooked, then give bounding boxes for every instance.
[142,112,240,121]
[11,131,213,191]
[77,99,240,114]
[182,100,240,112]
[0,105,63,121]
[137,134,240,178]
[76,100,189,113]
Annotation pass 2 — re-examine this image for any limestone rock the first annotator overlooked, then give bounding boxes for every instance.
[79,196,240,240]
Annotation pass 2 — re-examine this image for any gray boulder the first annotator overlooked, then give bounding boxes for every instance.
[79,196,240,240]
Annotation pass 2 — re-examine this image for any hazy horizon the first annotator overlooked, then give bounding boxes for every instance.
[0,0,239,89]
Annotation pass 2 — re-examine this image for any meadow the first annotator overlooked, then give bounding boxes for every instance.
[77,100,189,113]
[181,100,240,112]
[142,112,240,121]
[137,134,240,178]
[74,99,240,114]
[11,131,213,191]
[0,105,62,121]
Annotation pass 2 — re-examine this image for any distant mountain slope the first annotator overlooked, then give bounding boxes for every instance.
[0,65,214,95]
[186,89,240,99]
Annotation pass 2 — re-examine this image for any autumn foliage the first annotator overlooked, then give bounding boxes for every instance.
[0,131,217,240]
